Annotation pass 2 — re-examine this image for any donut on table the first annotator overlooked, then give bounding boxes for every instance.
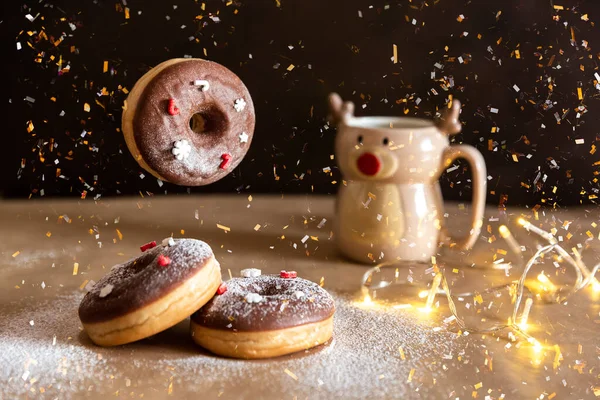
[122,58,255,186]
[78,238,221,346]
[190,271,335,359]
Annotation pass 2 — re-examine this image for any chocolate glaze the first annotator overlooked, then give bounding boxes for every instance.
[192,275,335,332]
[79,239,216,324]
[132,59,255,186]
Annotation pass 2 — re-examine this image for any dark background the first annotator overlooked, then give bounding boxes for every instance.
[3,0,600,206]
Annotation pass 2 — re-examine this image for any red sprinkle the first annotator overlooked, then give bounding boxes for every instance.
[219,153,232,169]
[167,98,180,115]
[140,241,157,252]
[216,283,227,295]
[157,254,171,267]
[280,270,297,279]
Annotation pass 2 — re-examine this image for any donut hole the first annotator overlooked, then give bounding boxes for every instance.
[188,106,227,136]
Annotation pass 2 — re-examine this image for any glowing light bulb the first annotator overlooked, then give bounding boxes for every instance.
[531,339,543,354]
[499,225,510,238]
[518,298,533,332]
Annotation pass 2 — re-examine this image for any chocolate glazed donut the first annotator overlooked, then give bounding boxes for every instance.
[122,58,255,186]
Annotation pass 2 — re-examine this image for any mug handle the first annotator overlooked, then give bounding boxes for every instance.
[440,145,487,250]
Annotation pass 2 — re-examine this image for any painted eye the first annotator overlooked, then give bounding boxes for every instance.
[383,137,389,145]
[357,135,363,144]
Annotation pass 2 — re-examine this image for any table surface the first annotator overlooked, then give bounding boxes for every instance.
[1,195,599,399]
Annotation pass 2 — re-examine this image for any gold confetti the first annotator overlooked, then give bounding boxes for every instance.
[217,224,231,232]
[284,368,298,380]
[287,64,295,71]
[12,251,20,258]
[474,382,482,389]
[73,263,79,275]
[398,346,406,360]
[79,280,89,290]
[254,224,261,231]
[393,44,398,64]
[407,368,415,382]
[577,87,583,100]
[46,231,52,238]
[83,103,90,112]
[116,229,123,240]
[103,61,108,73]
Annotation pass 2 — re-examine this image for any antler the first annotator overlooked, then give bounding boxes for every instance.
[328,92,355,126]
[436,99,462,136]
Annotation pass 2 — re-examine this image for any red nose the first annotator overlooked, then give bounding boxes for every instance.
[357,152,381,176]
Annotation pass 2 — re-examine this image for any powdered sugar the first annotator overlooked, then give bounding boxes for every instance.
[1,292,465,399]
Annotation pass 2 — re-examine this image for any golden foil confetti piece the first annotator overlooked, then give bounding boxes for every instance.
[12,251,21,258]
[73,263,79,275]
[398,346,406,360]
[217,224,231,232]
[407,368,415,382]
[284,368,298,380]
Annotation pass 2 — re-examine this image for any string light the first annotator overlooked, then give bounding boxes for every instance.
[361,219,600,351]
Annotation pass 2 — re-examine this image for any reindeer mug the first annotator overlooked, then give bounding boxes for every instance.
[329,93,487,264]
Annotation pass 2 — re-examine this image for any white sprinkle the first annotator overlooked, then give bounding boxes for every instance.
[513,84,520,92]
[595,72,600,82]
[41,281,46,289]
[490,107,499,114]
[162,237,176,247]
[293,291,305,299]
[376,214,383,221]
[234,98,247,112]
[458,56,464,64]
[446,165,459,173]
[25,14,35,22]
[301,235,309,244]
[575,138,584,144]
[24,96,36,103]
[16,42,22,50]
[157,179,163,187]
[29,320,34,326]
[239,132,249,143]
[98,284,114,298]
[245,293,263,303]
[317,218,327,228]
[22,371,30,381]
[411,18,417,25]
[193,80,210,91]
[172,139,192,161]
[241,268,261,278]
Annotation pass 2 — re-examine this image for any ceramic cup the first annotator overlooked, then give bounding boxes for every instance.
[329,93,487,264]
